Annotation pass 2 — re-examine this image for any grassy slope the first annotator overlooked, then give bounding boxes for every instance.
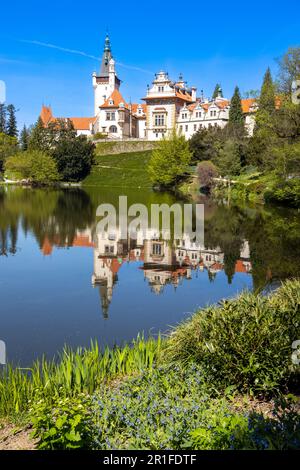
[83,150,152,188]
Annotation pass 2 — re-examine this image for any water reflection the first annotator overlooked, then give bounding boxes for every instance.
[0,186,299,364]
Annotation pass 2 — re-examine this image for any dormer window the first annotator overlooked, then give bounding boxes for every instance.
[109,99,114,105]
[158,86,164,92]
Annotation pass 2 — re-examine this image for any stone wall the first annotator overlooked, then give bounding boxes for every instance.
[95,140,158,156]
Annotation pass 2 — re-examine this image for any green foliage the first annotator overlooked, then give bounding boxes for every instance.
[214,139,242,176]
[276,47,300,95]
[93,132,108,140]
[165,279,300,396]
[20,125,30,151]
[212,83,222,99]
[28,117,51,152]
[30,365,300,450]
[189,127,221,163]
[197,160,219,189]
[229,86,244,128]
[148,129,192,187]
[6,104,18,138]
[52,136,95,182]
[258,68,276,115]
[0,335,161,417]
[30,395,95,449]
[265,178,300,207]
[0,103,6,134]
[188,397,300,450]
[0,132,18,173]
[5,150,59,184]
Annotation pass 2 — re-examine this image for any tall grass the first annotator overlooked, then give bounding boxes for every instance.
[0,335,162,418]
[164,279,300,396]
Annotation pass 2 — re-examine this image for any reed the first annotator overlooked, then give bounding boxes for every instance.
[0,334,162,418]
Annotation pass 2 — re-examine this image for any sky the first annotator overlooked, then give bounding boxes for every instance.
[1,0,300,129]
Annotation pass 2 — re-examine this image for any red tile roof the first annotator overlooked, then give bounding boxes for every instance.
[100,89,128,109]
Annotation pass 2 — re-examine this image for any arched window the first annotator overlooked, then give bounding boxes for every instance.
[109,125,117,133]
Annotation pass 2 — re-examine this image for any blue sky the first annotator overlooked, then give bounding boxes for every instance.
[1,0,300,129]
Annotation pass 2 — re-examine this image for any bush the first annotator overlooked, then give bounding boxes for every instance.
[188,397,300,450]
[5,150,59,184]
[30,395,95,449]
[264,179,300,207]
[52,136,95,182]
[148,129,192,187]
[165,279,300,396]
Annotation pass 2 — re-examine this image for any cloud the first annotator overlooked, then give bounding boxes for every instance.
[19,39,153,74]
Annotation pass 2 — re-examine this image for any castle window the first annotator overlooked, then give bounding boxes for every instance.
[185,125,188,132]
[210,110,217,117]
[152,243,163,256]
[106,112,116,121]
[109,125,117,133]
[154,114,165,126]
[158,86,164,92]
[194,124,197,131]
[179,125,183,134]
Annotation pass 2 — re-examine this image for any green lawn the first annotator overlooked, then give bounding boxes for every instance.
[83,150,152,188]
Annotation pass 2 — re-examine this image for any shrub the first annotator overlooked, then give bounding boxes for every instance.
[30,395,95,449]
[188,397,300,450]
[5,150,59,184]
[165,279,300,396]
[264,179,300,207]
[148,129,192,187]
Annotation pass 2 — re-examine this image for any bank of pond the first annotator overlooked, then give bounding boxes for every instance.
[1,279,300,450]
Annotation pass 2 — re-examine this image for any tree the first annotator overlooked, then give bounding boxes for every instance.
[20,125,30,151]
[189,128,221,163]
[229,86,244,127]
[214,139,242,176]
[5,150,59,184]
[0,133,18,173]
[197,160,219,190]
[0,104,6,134]
[258,68,276,115]
[6,104,18,138]
[52,136,95,182]
[277,47,300,95]
[29,117,50,152]
[212,83,222,99]
[148,129,192,187]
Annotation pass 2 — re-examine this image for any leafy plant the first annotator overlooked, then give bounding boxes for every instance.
[30,395,95,449]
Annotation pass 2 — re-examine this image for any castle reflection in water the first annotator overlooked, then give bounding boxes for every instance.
[41,227,251,318]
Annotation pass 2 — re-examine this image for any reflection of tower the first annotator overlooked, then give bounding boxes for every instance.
[92,229,124,318]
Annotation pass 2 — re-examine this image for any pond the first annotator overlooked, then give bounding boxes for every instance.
[0,185,299,365]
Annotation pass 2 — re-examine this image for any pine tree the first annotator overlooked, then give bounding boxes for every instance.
[259,67,275,114]
[254,68,276,139]
[229,86,244,126]
[20,124,30,151]
[0,103,7,134]
[212,83,222,99]
[6,104,18,138]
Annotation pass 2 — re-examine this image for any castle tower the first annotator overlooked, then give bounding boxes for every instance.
[92,34,121,116]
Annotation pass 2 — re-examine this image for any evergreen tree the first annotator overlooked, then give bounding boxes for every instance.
[212,83,222,99]
[229,86,244,126]
[259,67,275,114]
[20,125,30,151]
[6,104,18,138]
[0,103,6,134]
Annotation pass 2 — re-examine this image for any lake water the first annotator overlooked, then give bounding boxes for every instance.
[0,186,299,366]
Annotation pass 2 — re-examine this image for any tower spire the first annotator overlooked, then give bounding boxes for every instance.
[100,33,112,76]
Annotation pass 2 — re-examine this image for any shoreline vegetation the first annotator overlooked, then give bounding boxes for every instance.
[1,279,300,450]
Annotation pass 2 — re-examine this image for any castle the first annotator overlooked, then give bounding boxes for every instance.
[40,35,257,139]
